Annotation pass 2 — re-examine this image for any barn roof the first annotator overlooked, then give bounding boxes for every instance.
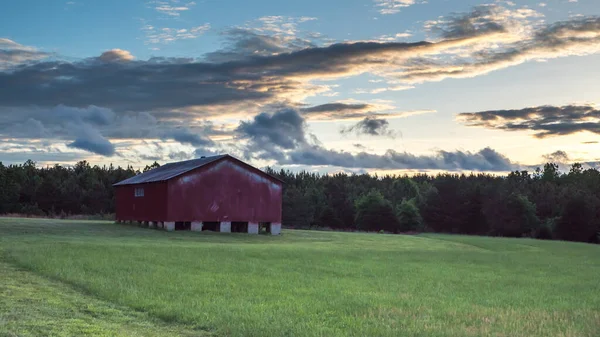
[113,154,282,186]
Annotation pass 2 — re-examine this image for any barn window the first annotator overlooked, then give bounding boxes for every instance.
[134,187,144,197]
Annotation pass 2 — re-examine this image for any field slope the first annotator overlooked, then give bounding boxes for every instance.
[0,218,599,336]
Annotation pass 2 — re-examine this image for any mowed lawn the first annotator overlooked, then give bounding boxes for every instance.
[0,218,599,337]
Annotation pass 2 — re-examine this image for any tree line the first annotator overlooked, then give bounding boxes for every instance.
[266,163,600,244]
[1,160,598,244]
[0,160,156,217]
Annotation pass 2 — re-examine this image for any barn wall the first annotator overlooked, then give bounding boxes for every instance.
[115,182,168,221]
[166,158,282,223]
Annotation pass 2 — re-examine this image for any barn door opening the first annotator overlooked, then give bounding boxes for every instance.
[231,222,249,233]
[259,222,272,234]
[202,222,219,232]
[175,221,191,230]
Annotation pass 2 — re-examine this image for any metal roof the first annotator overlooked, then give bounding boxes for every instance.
[113,155,227,186]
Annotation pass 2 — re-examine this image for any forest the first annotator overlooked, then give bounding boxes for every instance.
[0,159,598,244]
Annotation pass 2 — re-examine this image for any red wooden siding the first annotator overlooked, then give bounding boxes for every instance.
[166,158,282,222]
[115,182,168,221]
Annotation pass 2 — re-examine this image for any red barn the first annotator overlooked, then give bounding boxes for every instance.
[113,154,283,235]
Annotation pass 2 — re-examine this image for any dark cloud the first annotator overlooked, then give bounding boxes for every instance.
[341,116,395,138]
[236,109,307,150]
[282,146,515,171]
[236,108,516,172]
[458,104,600,138]
[427,4,510,40]
[300,102,434,121]
[168,129,214,147]
[302,103,371,114]
[1,8,598,117]
[204,28,317,63]
[168,151,193,161]
[1,7,598,114]
[0,105,115,137]
[66,125,116,156]
[138,154,163,161]
[0,105,119,157]
[543,150,570,163]
[301,103,380,121]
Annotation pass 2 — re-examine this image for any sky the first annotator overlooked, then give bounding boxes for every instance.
[1,0,600,174]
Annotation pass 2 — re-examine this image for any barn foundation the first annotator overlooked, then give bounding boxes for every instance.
[149,221,157,228]
[271,222,282,235]
[220,221,231,233]
[164,222,175,232]
[248,222,259,234]
[191,221,203,232]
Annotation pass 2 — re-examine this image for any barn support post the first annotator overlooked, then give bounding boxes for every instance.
[149,221,157,229]
[158,221,164,229]
[248,222,259,234]
[164,222,175,232]
[191,222,203,232]
[219,222,231,233]
[271,223,281,235]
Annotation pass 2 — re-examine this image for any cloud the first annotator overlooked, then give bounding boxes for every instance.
[0,105,115,133]
[403,7,600,83]
[236,108,516,171]
[204,16,320,62]
[354,84,415,94]
[66,124,116,156]
[3,7,598,115]
[301,103,376,120]
[457,104,600,138]
[98,49,135,62]
[301,102,435,121]
[302,103,372,114]
[236,109,307,153]
[341,116,396,138]
[424,4,541,40]
[374,0,423,15]
[543,150,570,162]
[143,24,210,44]
[151,0,195,16]
[167,128,214,147]
[0,105,120,157]
[282,146,516,171]
[0,142,88,165]
[0,38,50,70]
[3,5,600,166]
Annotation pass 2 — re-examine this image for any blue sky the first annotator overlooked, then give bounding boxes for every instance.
[1,0,599,173]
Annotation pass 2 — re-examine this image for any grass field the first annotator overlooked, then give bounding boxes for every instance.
[1,218,599,336]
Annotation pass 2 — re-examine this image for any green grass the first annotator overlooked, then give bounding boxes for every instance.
[0,256,206,336]
[1,218,599,336]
